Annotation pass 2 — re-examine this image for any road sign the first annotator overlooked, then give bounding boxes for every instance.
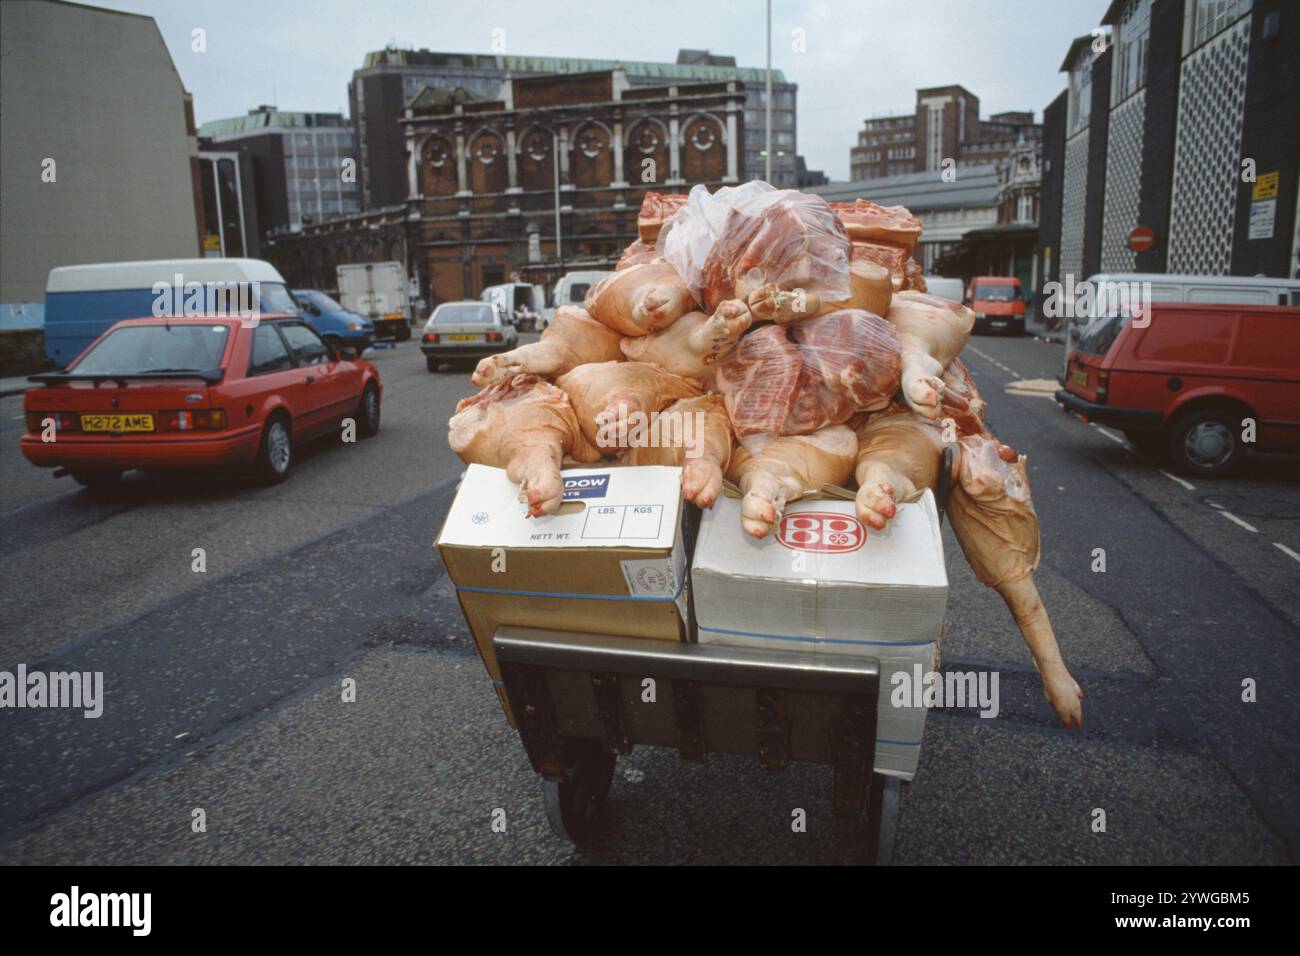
[1128,226,1155,253]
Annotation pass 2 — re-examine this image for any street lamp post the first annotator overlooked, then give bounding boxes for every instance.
[765,0,773,184]
[553,132,562,267]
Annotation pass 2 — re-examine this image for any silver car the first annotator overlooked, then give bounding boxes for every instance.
[420,300,519,372]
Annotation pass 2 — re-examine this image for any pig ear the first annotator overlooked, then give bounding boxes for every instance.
[619,336,647,360]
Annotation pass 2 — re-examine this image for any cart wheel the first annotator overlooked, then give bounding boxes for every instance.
[859,773,903,865]
[542,738,616,844]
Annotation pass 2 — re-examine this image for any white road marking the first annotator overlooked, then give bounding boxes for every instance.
[1215,509,1258,534]
[1090,423,1127,446]
[1273,542,1300,563]
[1158,470,1195,491]
[966,346,1016,377]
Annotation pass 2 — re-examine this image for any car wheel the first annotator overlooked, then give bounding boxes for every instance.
[426,355,439,373]
[356,383,381,438]
[70,470,123,491]
[1166,407,1245,477]
[256,413,293,483]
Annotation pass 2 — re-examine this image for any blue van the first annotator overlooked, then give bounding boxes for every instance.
[292,290,375,353]
[43,258,299,368]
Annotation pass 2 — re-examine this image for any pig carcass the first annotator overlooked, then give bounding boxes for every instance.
[618,299,753,382]
[637,191,688,242]
[584,262,697,337]
[747,259,893,325]
[619,394,734,508]
[886,292,976,420]
[725,426,858,538]
[556,360,703,454]
[471,305,623,387]
[447,375,602,517]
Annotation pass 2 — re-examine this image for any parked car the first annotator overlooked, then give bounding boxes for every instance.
[966,276,1025,334]
[542,270,613,328]
[1055,302,1300,476]
[421,301,518,372]
[42,258,299,368]
[21,315,382,487]
[483,282,545,331]
[293,289,375,353]
[923,276,964,304]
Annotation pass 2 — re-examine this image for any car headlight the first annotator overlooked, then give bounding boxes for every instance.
[348,322,360,330]
[974,311,987,319]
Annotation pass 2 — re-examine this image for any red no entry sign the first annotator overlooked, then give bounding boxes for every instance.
[1128,226,1155,252]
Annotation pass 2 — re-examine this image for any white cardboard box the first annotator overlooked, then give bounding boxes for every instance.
[691,491,948,779]
[437,464,689,718]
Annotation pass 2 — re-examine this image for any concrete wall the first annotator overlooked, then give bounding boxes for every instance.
[0,0,199,305]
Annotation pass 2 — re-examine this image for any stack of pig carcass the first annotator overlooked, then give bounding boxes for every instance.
[448,181,1083,729]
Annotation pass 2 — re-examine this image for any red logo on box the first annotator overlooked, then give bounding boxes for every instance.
[776,512,865,553]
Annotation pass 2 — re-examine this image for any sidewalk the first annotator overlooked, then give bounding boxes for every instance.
[1025,305,1066,343]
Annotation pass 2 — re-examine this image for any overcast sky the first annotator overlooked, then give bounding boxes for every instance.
[82,0,1111,181]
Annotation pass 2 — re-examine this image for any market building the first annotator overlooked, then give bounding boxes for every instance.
[349,46,794,208]
[270,68,744,307]
[1036,0,1299,311]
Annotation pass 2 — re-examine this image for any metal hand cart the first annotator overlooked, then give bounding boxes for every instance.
[493,449,954,865]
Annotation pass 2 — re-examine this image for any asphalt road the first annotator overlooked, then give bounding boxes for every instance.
[1,331,1296,865]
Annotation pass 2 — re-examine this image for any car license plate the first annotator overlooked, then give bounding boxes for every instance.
[447,334,481,343]
[81,413,154,433]
[1070,369,1088,387]
[991,320,1007,329]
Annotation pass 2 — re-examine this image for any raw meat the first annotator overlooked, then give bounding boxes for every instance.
[637,191,688,242]
[584,262,696,337]
[851,240,912,292]
[620,394,733,508]
[903,257,927,292]
[725,426,858,537]
[852,406,945,531]
[471,305,623,387]
[886,291,976,420]
[829,199,923,249]
[616,238,662,271]
[789,310,902,429]
[659,181,851,311]
[946,456,1083,729]
[747,259,892,324]
[447,375,601,517]
[713,324,802,437]
[556,360,702,453]
[618,299,752,382]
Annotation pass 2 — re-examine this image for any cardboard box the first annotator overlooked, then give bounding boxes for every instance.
[437,464,689,717]
[691,491,948,779]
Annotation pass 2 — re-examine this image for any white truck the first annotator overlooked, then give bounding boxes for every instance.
[336,261,412,341]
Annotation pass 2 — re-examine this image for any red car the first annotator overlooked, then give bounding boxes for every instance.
[21,314,382,487]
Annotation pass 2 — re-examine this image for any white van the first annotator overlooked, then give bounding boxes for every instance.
[43,258,297,368]
[1060,272,1300,374]
[482,282,546,331]
[543,271,614,328]
[923,276,964,303]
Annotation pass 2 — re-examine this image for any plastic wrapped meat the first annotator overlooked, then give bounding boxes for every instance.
[713,324,802,437]
[829,199,923,250]
[620,394,734,508]
[886,291,976,419]
[851,240,913,292]
[726,426,858,537]
[555,360,702,453]
[618,299,752,382]
[584,262,696,337]
[659,181,851,311]
[747,259,893,325]
[637,191,688,242]
[788,310,901,429]
[447,375,601,517]
[471,306,623,387]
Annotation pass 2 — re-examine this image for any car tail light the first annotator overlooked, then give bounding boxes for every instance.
[485,331,502,342]
[26,411,79,432]
[1096,369,1109,403]
[423,332,439,344]
[160,409,228,431]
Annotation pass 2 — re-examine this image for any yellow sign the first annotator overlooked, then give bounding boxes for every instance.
[1252,172,1278,200]
[202,234,221,252]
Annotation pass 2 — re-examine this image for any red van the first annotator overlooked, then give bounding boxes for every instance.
[1056,302,1300,476]
[966,276,1025,334]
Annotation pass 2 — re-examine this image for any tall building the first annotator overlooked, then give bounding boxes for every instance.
[0,0,201,315]
[1037,0,1298,302]
[199,107,361,237]
[349,47,796,208]
[850,87,1041,181]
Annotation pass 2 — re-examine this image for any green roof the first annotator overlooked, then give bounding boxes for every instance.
[361,49,787,86]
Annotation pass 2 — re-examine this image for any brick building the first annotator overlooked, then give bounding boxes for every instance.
[849,85,1042,181]
[270,69,743,307]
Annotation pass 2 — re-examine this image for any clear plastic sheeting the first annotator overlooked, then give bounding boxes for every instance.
[659,181,852,311]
